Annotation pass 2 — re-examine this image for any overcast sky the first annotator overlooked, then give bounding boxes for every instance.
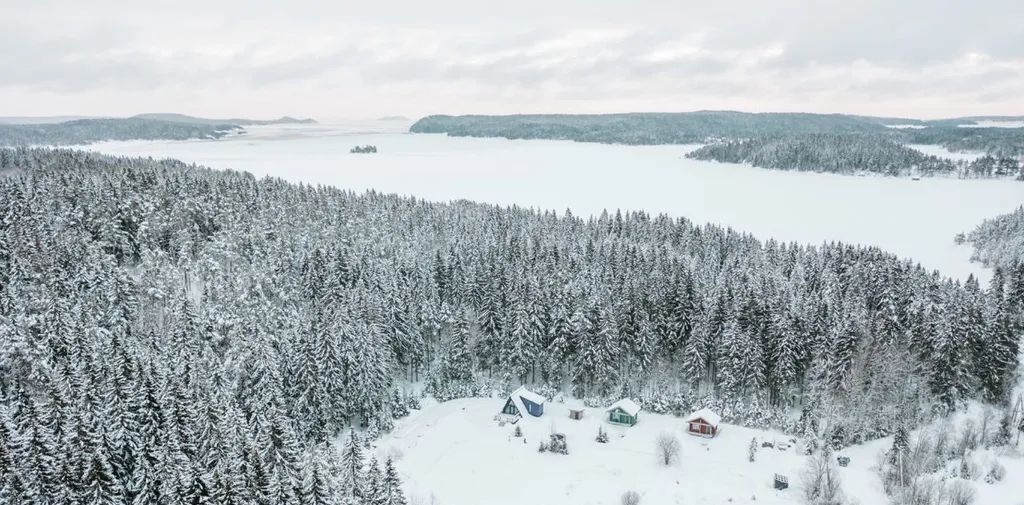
[1,0,1022,121]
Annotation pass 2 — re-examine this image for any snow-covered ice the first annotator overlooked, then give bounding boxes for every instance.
[83,122,1024,283]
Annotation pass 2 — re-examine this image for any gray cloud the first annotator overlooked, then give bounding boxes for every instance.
[0,0,1021,119]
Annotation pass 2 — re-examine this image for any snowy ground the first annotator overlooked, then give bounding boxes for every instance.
[373,397,894,505]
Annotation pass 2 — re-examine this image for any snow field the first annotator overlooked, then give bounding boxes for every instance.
[374,398,892,505]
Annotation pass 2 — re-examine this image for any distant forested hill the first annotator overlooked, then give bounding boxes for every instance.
[0,118,241,146]
[686,134,1023,178]
[901,126,1024,158]
[411,112,1024,175]
[410,111,888,144]
[959,206,1024,270]
[133,113,317,125]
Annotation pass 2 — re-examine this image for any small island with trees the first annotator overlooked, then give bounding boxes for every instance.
[350,145,378,154]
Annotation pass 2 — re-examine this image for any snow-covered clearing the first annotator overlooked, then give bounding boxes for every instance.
[373,397,892,505]
[82,123,1024,284]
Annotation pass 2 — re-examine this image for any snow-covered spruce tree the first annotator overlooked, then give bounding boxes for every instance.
[339,430,369,502]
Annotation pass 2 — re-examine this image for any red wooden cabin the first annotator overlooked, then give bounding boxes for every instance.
[685,408,721,438]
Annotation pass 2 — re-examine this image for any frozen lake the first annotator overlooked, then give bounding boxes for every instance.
[84,122,1023,282]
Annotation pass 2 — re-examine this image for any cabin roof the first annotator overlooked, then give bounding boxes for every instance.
[606,398,642,416]
[506,395,527,417]
[512,386,545,406]
[685,407,722,426]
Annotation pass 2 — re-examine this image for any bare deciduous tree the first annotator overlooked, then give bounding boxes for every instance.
[656,432,681,466]
[800,450,844,505]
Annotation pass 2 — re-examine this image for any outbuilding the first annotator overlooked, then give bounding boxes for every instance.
[606,398,642,426]
[567,399,585,420]
[685,408,721,437]
[500,386,546,418]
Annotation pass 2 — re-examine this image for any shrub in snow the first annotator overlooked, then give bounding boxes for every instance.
[514,425,522,438]
[994,415,1012,446]
[957,420,979,454]
[596,427,609,443]
[392,389,410,418]
[656,432,681,466]
[984,460,1005,483]
[828,424,846,451]
[958,451,978,480]
[749,438,758,462]
[407,392,422,410]
[620,490,640,505]
[947,479,976,505]
[804,438,819,456]
[800,450,844,505]
[538,441,547,453]
[548,433,569,455]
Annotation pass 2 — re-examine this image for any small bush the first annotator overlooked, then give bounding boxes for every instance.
[621,490,641,505]
[514,425,522,438]
[984,460,1005,483]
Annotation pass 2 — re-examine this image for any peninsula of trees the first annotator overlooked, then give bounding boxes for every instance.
[958,206,1024,270]
[0,117,242,146]
[686,134,1023,178]
[1,147,1020,503]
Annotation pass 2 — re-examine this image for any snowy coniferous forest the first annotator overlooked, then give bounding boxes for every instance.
[411,112,1024,164]
[0,118,241,147]
[686,134,1024,178]
[959,206,1024,270]
[0,148,1022,503]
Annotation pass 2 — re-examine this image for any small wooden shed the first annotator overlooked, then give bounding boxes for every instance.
[606,398,642,426]
[685,408,721,437]
[567,399,585,420]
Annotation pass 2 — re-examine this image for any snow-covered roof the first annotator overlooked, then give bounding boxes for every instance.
[507,395,527,417]
[606,398,642,416]
[685,407,721,426]
[512,386,545,406]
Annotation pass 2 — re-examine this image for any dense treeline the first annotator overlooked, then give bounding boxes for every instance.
[0,118,242,147]
[686,134,1023,178]
[410,112,886,145]
[958,206,1024,270]
[0,148,1021,503]
[900,126,1024,159]
[410,112,1024,171]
